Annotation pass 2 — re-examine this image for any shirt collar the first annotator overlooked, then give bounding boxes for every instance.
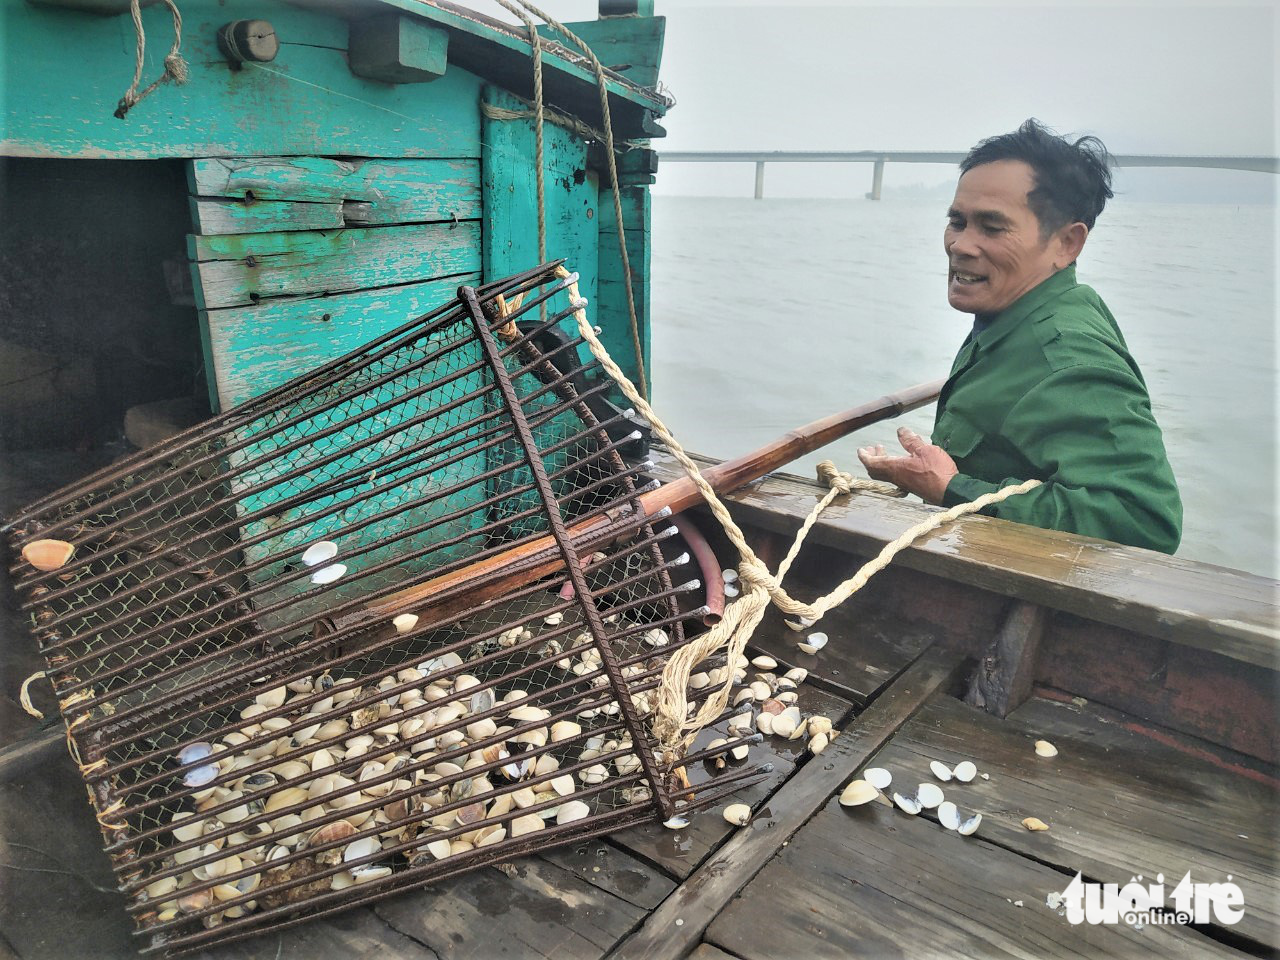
[969,265,1078,352]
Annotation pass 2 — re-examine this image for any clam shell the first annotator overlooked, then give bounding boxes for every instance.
[182,763,219,788]
[662,815,690,829]
[929,760,953,782]
[1034,740,1058,758]
[556,800,591,825]
[550,720,582,742]
[721,568,739,583]
[510,813,545,837]
[722,803,752,826]
[916,783,945,809]
[352,865,393,883]
[310,563,347,586]
[958,813,983,836]
[809,732,829,755]
[953,760,977,782]
[1021,816,1049,832]
[838,780,880,806]
[937,800,961,831]
[426,838,452,860]
[804,632,828,651]
[723,583,740,598]
[392,613,419,635]
[177,741,214,765]
[750,655,778,670]
[302,541,339,567]
[21,539,75,572]
[892,792,922,815]
[343,836,381,863]
[543,611,564,626]
[863,767,892,790]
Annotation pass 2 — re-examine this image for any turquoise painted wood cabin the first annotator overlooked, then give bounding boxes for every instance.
[1,0,668,418]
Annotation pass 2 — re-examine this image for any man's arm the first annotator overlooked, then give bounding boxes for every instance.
[859,364,1182,554]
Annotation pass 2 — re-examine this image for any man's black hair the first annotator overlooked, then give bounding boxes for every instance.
[960,118,1114,236]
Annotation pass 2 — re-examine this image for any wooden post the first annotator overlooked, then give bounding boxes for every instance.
[867,158,885,200]
[965,600,1048,718]
[754,161,765,199]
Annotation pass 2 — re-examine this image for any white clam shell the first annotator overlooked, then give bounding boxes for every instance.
[556,800,591,825]
[178,742,214,765]
[953,760,977,782]
[544,611,564,626]
[1034,739,1058,758]
[662,815,690,829]
[917,782,945,809]
[302,541,338,567]
[839,780,880,807]
[310,563,347,586]
[392,613,419,635]
[804,632,828,651]
[721,568,739,583]
[930,760,953,782]
[723,583,740,598]
[750,655,778,670]
[958,812,983,836]
[723,803,752,826]
[863,767,892,790]
[784,620,807,632]
[938,801,961,831]
[892,792,922,815]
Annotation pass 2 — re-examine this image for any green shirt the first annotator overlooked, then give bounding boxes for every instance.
[934,265,1182,553]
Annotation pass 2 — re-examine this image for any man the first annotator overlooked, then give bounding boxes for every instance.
[858,119,1182,553]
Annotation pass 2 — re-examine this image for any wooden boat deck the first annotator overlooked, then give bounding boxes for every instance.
[2,450,1277,960]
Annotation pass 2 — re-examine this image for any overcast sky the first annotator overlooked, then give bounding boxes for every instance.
[525,1,1278,198]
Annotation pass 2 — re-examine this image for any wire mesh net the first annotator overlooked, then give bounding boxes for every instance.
[5,263,763,956]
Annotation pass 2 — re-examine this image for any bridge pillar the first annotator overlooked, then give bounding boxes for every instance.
[754,161,765,199]
[866,158,885,200]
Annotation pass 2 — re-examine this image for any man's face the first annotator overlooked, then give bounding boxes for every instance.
[943,159,1063,315]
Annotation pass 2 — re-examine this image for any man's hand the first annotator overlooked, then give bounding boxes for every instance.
[858,427,959,505]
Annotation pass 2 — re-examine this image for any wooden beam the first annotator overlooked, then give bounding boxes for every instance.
[607,646,964,960]
[348,13,449,84]
[965,600,1047,718]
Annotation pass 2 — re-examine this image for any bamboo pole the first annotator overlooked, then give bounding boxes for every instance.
[362,379,943,625]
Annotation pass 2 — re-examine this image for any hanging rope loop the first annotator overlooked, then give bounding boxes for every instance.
[115,0,189,120]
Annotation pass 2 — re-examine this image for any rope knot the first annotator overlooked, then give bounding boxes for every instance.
[164,52,190,85]
[816,459,854,495]
[735,557,773,591]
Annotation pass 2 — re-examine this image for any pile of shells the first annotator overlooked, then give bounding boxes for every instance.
[839,760,984,836]
[139,626,659,932]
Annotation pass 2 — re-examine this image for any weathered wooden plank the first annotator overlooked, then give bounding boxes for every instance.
[595,185,650,393]
[201,272,478,410]
[481,87,599,314]
[349,13,449,84]
[539,841,677,911]
[869,695,1279,949]
[1037,613,1278,764]
[747,600,936,706]
[3,0,485,160]
[538,17,666,89]
[646,452,1279,670]
[192,197,347,235]
[189,221,482,309]
[374,859,646,959]
[609,647,964,960]
[189,157,482,231]
[610,684,850,879]
[966,600,1047,718]
[685,945,741,960]
[185,908,442,960]
[706,794,1240,960]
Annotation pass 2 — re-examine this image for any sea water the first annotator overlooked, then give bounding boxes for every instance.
[649,196,1277,579]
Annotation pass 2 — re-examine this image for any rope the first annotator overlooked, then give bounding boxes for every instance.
[552,266,1042,754]
[19,670,47,719]
[497,0,650,401]
[114,0,189,120]
[479,101,632,155]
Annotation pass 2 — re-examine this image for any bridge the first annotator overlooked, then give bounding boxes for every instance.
[658,150,1280,200]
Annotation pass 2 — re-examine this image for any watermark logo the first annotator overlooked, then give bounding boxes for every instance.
[1048,872,1245,928]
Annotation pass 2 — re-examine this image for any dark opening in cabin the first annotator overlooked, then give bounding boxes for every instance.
[0,158,205,450]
